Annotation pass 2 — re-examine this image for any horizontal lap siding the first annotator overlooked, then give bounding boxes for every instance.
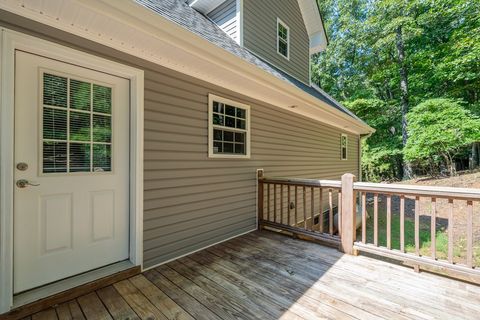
[143,67,359,267]
[1,13,360,269]
[207,0,238,41]
[243,0,310,84]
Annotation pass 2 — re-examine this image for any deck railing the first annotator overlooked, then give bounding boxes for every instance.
[352,179,480,283]
[257,170,342,247]
[257,170,480,283]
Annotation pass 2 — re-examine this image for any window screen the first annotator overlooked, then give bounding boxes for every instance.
[212,101,247,155]
[209,95,250,158]
[42,73,112,173]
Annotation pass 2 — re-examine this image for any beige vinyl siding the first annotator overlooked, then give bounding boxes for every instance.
[142,68,359,266]
[243,0,310,84]
[207,0,238,42]
[1,12,360,269]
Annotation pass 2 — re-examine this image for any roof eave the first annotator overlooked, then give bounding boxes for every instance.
[0,0,373,135]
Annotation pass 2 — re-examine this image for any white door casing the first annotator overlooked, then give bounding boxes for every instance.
[13,51,130,293]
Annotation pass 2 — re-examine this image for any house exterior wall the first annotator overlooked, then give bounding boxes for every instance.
[0,13,359,269]
[242,0,311,84]
[207,0,238,42]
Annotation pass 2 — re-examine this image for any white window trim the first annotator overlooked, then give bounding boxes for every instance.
[276,17,290,60]
[341,134,348,160]
[208,94,251,159]
[0,28,144,313]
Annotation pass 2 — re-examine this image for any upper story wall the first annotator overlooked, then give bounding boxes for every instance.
[207,0,238,42]
[242,0,311,84]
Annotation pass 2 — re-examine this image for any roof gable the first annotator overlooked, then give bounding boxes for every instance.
[188,0,328,54]
[297,0,328,54]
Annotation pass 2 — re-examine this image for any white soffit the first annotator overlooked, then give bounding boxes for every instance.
[0,0,372,134]
[297,0,328,54]
[189,0,226,14]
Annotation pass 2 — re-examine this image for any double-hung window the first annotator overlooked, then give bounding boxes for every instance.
[341,134,348,160]
[277,18,290,59]
[208,94,251,158]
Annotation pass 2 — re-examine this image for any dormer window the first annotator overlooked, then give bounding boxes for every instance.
[277,18,290,59]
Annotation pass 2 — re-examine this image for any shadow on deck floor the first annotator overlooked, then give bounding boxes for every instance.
[12,230,480,319]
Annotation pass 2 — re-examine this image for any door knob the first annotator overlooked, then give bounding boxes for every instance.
[16,179,40,188]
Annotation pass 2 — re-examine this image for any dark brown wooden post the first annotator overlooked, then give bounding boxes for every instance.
[340,173,356,254]
[257,169,264,230]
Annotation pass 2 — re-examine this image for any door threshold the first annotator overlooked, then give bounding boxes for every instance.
[7,260,140,318]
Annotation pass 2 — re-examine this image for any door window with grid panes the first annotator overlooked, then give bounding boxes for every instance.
[42,72,113,173]
[209,94,250,158]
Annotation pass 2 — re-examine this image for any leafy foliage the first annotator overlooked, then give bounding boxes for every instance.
[404,99,480,175]
[313,0,480,180]
[345,99,403,181]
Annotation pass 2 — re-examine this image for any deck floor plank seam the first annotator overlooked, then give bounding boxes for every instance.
[236,232,480,318]
[9,230,480,320]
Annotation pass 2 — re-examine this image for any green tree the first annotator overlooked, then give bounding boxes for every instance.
[346,99,403,181]
[313,0,480,180]
[404,99,480,176]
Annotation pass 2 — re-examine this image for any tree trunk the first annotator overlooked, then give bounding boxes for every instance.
[471,142,479,169]
[395,26,413,179]
[443,153,456,176]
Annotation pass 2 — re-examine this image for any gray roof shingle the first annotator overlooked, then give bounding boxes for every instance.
[135,0,359,120]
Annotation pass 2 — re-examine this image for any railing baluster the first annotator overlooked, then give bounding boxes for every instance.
[280,184,284,225]
[467,200,473,268]
[303,186,307,230]
[329,189,333,235]
[415,196,420,256]
[400,195,405,252]
[448,199,454,264]
[319,188,324,233]
[311,186,314,231]
[267,183,271,222]
[431,198,436,260]
[258,174,480,284]
[362,192,366,244]
[273,184,277,224]
[287,185,291,226]
[374,193,378,246]
[295,186,298,227]
[387,195,392,250]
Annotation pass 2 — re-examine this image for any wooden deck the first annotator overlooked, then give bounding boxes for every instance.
[17,230,480,320]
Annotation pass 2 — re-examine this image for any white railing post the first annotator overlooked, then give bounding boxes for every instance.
[341,173,356,254]
[257,169,264,230]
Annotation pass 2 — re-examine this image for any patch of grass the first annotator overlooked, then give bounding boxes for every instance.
[358,209,480,265]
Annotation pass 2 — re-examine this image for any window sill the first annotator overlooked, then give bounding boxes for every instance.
[208,154,251,159]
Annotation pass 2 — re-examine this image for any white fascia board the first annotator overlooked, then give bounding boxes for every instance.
[0,0,373,134]
[298,0,328,54]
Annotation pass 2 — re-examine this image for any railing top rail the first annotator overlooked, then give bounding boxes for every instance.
[354,181,480,200]
[260,176,342,189]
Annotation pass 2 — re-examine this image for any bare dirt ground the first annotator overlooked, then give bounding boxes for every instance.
[403,170,480,189]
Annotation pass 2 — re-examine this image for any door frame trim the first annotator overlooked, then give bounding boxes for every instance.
[0,28,144,313]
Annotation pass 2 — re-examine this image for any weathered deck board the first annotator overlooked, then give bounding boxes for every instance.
[9,230,480,320]
[55,300,85,320]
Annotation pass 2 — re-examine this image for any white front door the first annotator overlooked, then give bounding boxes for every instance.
[13,51,130,294]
